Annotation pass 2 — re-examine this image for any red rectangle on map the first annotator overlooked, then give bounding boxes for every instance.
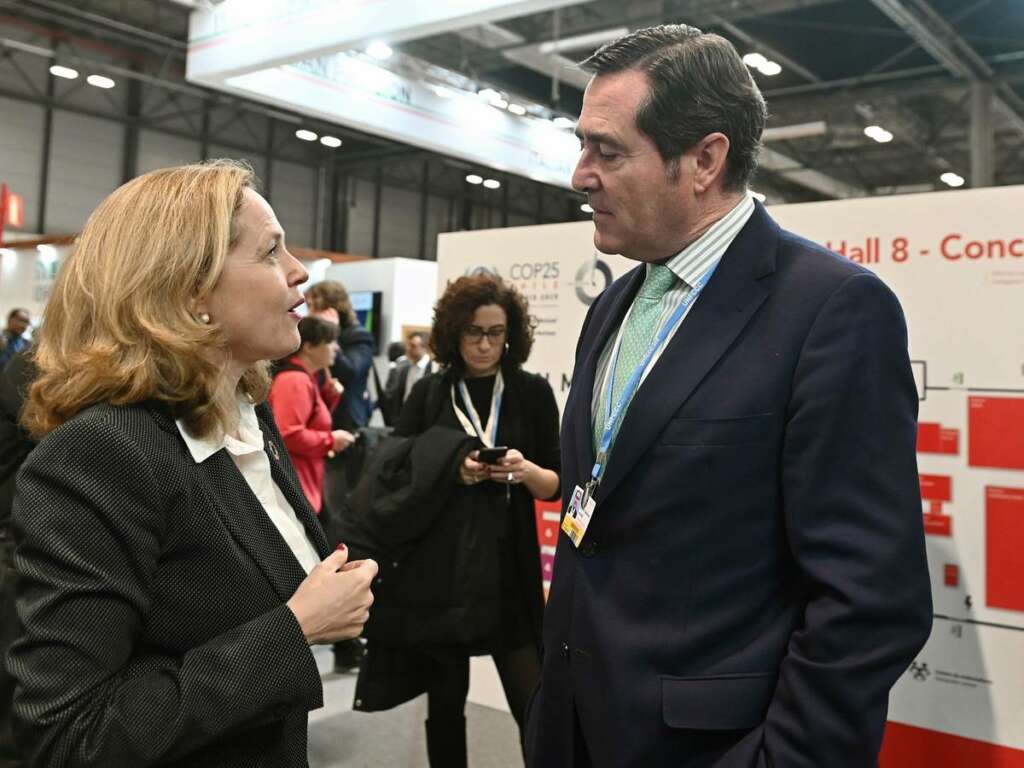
[882,722,1024,767]
[924,514,952,537]
[919,474,951,502]
[986,486,1024,611]
[938,429,959,454]
[917,422,940,452]
[969,396,1024,470]
[943,564,959,587]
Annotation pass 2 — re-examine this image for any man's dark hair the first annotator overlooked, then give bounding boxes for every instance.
[580,24,767,191]
[7,309,29,322]
[407,331,426,344]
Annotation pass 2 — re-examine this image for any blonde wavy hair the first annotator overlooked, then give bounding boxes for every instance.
[23,160,271,440]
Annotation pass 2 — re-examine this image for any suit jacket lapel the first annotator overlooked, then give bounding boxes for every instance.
[568,265,646,488]
[594,203,779,504]
[148,403,325,602]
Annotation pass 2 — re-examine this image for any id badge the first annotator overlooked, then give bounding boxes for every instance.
[562,484,596,548]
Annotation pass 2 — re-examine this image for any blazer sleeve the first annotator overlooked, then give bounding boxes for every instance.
[738,273,932,766]
[269,371,334,458]
[8,417,323,767]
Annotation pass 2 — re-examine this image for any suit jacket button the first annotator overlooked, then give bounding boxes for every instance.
[561,642,570,659]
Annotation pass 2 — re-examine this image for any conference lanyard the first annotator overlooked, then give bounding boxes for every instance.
[452,369,504,447]
[588,261,721,500]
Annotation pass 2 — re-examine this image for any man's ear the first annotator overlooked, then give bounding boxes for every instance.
[692,132,731,194]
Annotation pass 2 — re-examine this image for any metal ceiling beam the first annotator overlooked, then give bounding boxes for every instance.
[869,0,1024,137]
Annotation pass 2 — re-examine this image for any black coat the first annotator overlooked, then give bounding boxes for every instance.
[352,369,561,711]
[8,401,329,767]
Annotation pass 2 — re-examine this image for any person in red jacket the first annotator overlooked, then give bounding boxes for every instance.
[270,314,355,514]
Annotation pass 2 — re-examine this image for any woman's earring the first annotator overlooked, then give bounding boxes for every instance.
[504,341,510,354]
[199,313,211,325]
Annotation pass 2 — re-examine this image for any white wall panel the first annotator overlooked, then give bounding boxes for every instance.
[0,96,45,233]
[136,130,201,174]
[270,159,316,248]
[44,111,122,233]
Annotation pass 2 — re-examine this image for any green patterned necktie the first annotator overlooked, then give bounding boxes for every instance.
[594,263,678,451]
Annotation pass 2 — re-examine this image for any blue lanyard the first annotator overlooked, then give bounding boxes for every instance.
[592,262,720,486]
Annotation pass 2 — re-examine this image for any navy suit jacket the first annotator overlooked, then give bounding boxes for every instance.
[525,203,932,768]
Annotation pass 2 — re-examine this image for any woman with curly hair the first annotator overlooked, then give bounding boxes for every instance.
[354,273,560,767]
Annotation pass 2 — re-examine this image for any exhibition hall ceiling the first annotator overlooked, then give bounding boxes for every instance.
[3,0,1024,203]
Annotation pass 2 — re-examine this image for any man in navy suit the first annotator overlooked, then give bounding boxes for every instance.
[525,25,932,768]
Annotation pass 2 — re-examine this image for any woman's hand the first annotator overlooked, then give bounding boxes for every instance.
[327,377,344,396]
[286,547,378,645]
[488,448,561,500]
[458,451,490,485]
[332,429,356,453]
[487,448,530,485]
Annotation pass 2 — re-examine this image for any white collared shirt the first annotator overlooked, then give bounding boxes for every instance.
[591,193,756,446]
[176,398,321,574]
[404,354,431,400]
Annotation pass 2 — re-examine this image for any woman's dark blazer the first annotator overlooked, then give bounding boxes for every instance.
[6,400,330,767]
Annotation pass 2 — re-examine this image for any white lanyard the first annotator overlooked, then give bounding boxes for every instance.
[451,369,504,447]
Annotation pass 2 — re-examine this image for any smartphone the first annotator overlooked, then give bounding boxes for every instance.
[477,446,509,464]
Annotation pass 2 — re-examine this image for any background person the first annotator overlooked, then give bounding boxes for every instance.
[269,314,355,515]
[6,161,377,767]
[0,310,30,370]
[383,330,433,424]
[526,25,931,768]
[355,274,560,767]
[304,280,375,432]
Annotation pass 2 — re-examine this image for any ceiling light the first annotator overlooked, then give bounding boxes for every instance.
[580,203,593,213]
[553,117,575,129]
[86,74,115,89]
[478,88,501,101]
[492,98,509,109]
[757,61,782,76]
[319,135,342,148]
[465,174,483,185]
[430,84,455,98]
[940,172,965,188]
[49,65,78,79]
[366,41,393,60]
[507,103,527,116]
[482,179,501,189]
[743,53,767,69]
[295,129,318,141]
[864,125,893,143]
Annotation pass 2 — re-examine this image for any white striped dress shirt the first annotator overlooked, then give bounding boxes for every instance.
[591,193,756,451]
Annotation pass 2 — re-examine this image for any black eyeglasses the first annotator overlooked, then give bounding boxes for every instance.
[463,325,507,342]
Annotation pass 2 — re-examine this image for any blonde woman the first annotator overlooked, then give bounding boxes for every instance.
[7,161,377,767]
